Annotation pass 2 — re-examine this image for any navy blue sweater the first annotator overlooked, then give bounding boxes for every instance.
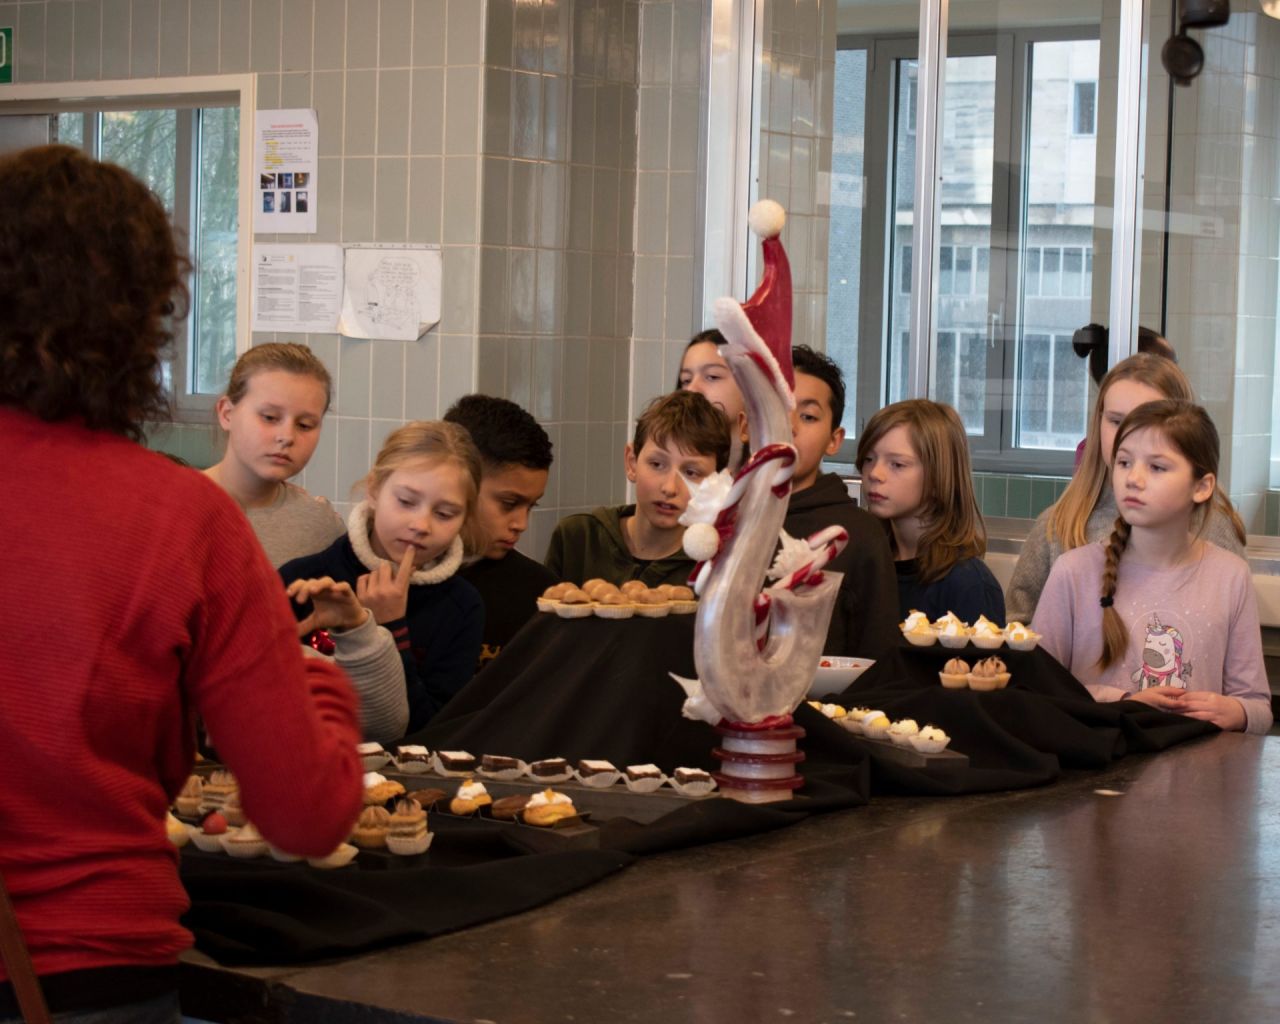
[280,536,484,732]
[895,555,1006,625]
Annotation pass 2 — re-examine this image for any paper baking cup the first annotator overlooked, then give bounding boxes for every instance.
[221,833,267,859]
[535,598,558,613]
[862,719,891,740]
[1006,635,1039,652]
[670,601,698,614]
[268,844,304,863]
[360,751,392,771]
[189,828,225,853]
[478,760,529,781]
[911,734,951,754]
[307,843,358,869]
[574,768,622,788]
[903,630,937,647]
[593,604,635,619]
[633,604,671,618]
[526,765,574,784]
[970,634,1004,650]
[555,603,594,619]
[431,754,479,777]
[623,773,668,793]
[938,673,970,689]
[839,716,864,735]
[394,757,434,775]
[937,633,970,649]
[968,673,1009,691]
[386,831,434,856]
[888,731,918,748]
[670,776,718,797]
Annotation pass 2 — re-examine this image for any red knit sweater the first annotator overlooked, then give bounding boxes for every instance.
[0,408,364,980]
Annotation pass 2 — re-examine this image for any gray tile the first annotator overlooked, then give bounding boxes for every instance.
[404,332,440,419]
[478,246,509,335]
[535,249,564,337]
[15,2,47,82]
[407,156,443,242]
[482,66,512,156]
[511,70,542,160]
[255,73,281,109]
[375,157,409,242]
[73,0,102,79]
[507,336,533,409]
[313,156,342,242]
[485,0,513,69]
[669,88,700,172]
[46,2,75,81]
[595,82,621,168]
[531,336,562,421]
[512,0,539,70]
[590,253,618,340]
[102,0,133,80]
[412,0,445,66]
[344,68,378,155]
[567,164,594,251]
[639,1,671,85]
[369,341,407,421]
[313,71,346,158]
[672,0,701,87]
[377,69,411,154]
[281,71,311,109]
[335,417,373,501]
[439,245,478,334]
[561,337,591,421]
[445,64,481,154]
[281,0,312,72]
[219,0,249,73]
[441,156,479,244]
[343,0,376,69]
[570,79,596,166]
[411,67,445,154]
[591,167,620,253]
[509,250,536,335]
[563,251,593,338]
[131,0,162,76]
[509,159,538,248]
[341,156,376,241]
[380,0,413,66]
[476,336,507,396]
[637,86,670,171]
[250,0,280,71]
[542,75,567,162]
[437,334,476,412]
[558,422,588,507]
[445,0,482,64]
[542,0,568,75]
[617,171,635,253]
[667,172,696,257]
[664,256,695,342]
[480,157,511,247]
[586,417,617,503]
[313,0,345,70]
[632,255,667,340]
[538,162,566,250]
[336,338,372,416]
[618,87,638,170]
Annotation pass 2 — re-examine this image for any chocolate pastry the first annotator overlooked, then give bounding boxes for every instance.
[407,787,449,812]
[481,754,521,773]
[576,758,617,777]
[437,750,477,773]
[529,757,569,778]
[490,794,531,821]
[674,767,712,785]
[625,764,662,782]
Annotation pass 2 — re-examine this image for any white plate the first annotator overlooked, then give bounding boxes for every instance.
[807,656,875,698]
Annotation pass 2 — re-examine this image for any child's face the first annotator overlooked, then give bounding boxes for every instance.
[790,371,845,491]
[216,370,327,484]
[367,459,470,567]
[625,438,718,534]
[1099,379,1164,467]
[1112,427,1214,531]
[860,424,925,523]
[678,342,746,426]
[474,463,549,560]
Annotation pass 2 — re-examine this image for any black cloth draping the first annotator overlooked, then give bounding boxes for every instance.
[182,612,1214,966]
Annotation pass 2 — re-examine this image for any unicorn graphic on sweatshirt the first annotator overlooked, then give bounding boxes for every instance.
[1131,613,1192,690]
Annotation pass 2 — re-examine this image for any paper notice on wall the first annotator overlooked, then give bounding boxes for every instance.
[254,109,319,234]
[251,244,344,333]
[337,245,442,341]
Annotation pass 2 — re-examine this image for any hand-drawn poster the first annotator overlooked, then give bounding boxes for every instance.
[254,109,318,234]
[251,244,343,334]
[337,245,442,341]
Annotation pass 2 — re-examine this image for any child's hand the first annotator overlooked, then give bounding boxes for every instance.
[1172,690,1247,732]
[286,576,368,635]
[1126,686,1187,711]
[357,545,416,625]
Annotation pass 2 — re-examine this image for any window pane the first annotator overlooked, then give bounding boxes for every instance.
[1024,247,1041,297]
[887,60,919,406]
[936,331,957,407]
[1051,334,1086,434]
[1020,333,1050,435]
[1041,246,1061,296]
[55,113,84,148]
[826,47,868,436]
[1074,81,1097,136]
[958,332,985,433]
[955,246,972,295]
[193,106,240,396]
[939,245,954,295]
[100,110,178,212]
[900,244,913,294]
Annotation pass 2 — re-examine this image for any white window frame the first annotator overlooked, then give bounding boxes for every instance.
[0,74,256,419]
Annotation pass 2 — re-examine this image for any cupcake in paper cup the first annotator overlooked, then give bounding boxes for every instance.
[221,822,268,859]
[1005,621,1041,652]
[900,609,937,647]
[307,843,359,869]
[887,718,920,748]
[970,615,1005,650]
[938,658,970,689]
[911,725,951,754]
[969,656,1011,691]
[841,708,871,735]
[860,711,891,740]
[934,612,971,649]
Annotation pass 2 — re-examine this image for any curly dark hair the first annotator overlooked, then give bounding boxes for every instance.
[444,394,554,471]
[0,145,191,441]
[791,344,846,429]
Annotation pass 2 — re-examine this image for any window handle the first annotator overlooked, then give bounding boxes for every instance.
[988,309,1002,350]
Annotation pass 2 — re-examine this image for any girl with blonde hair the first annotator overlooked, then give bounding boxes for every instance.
[856,399,1005,622]
[280,421,485,733]
[1032,401,1269,734]
[1006,354,1245,621]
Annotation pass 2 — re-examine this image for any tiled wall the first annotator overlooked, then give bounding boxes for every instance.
[973,472,1070,521]
[755,0,836,352]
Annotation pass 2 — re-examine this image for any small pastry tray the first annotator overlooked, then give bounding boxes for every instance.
[847,735,969,772]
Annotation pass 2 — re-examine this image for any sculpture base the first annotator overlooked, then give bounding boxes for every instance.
[712,717,806,804]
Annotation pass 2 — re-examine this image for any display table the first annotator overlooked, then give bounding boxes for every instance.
[180,733,1280,1023]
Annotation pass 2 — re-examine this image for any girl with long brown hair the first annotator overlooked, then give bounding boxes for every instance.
[1006,354,1245,621]
[856,399,1005,623]
[1032,401,1270,734]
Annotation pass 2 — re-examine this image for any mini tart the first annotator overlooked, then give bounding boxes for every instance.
[667,585,698,614]
[1005,621,1041,652]
[887,718,920,748]
[537,582,575,612]
[449,777,493,816]
[939,657,971,689]
[191,812,229,852]
[902,622,937,647]
[970,615,1005,650]
[632,589,670,618]
[522,788,578,827]
[585,581,622,601]
[174,775,204,817]
[911,725,951,754]
[307,842,359,869]
[581,577,612,595]
[555,587,595,619]
[386,798,432,856]
[900,609,930,633]
[594,591,635,619]
[222,822,268,858]
[819,703,848,721]
[969,656,1011,692]
[935,615,972,649]
[351,806,392,849]
[199,769,237,813]
[860,711,891,739]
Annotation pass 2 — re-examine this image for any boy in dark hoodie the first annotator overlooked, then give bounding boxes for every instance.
[544,390,730,588]
[786,346,899,659]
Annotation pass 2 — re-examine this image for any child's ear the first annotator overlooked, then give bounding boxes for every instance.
[737,411,749,445]
[824,424,846,457]
[1192,471,1216,506]
[215,395,235,430]
[624,443,638,483]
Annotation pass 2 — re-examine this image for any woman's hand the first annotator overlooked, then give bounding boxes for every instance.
[357,545,416,625]
[286,576,368,636]
[1172,690,1247,732]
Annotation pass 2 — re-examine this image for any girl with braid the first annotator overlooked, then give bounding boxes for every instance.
[1032,401,1271,734]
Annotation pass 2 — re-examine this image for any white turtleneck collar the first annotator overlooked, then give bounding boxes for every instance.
[346,501,464,585]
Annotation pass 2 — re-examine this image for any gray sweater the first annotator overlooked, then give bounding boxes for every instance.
[1005,489,1245,623]
[303,611,409,743]
[245,482,345,568]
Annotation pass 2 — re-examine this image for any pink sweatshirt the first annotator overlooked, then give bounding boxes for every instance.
[1032,541,1273,735]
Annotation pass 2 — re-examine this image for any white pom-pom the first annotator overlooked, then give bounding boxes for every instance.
[683,522,721,562]
[748,199,786,239]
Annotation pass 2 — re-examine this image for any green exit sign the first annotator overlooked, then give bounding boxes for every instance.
[0,28,12,85]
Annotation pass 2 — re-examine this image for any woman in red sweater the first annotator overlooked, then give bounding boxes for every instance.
[0,146,364,1022]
